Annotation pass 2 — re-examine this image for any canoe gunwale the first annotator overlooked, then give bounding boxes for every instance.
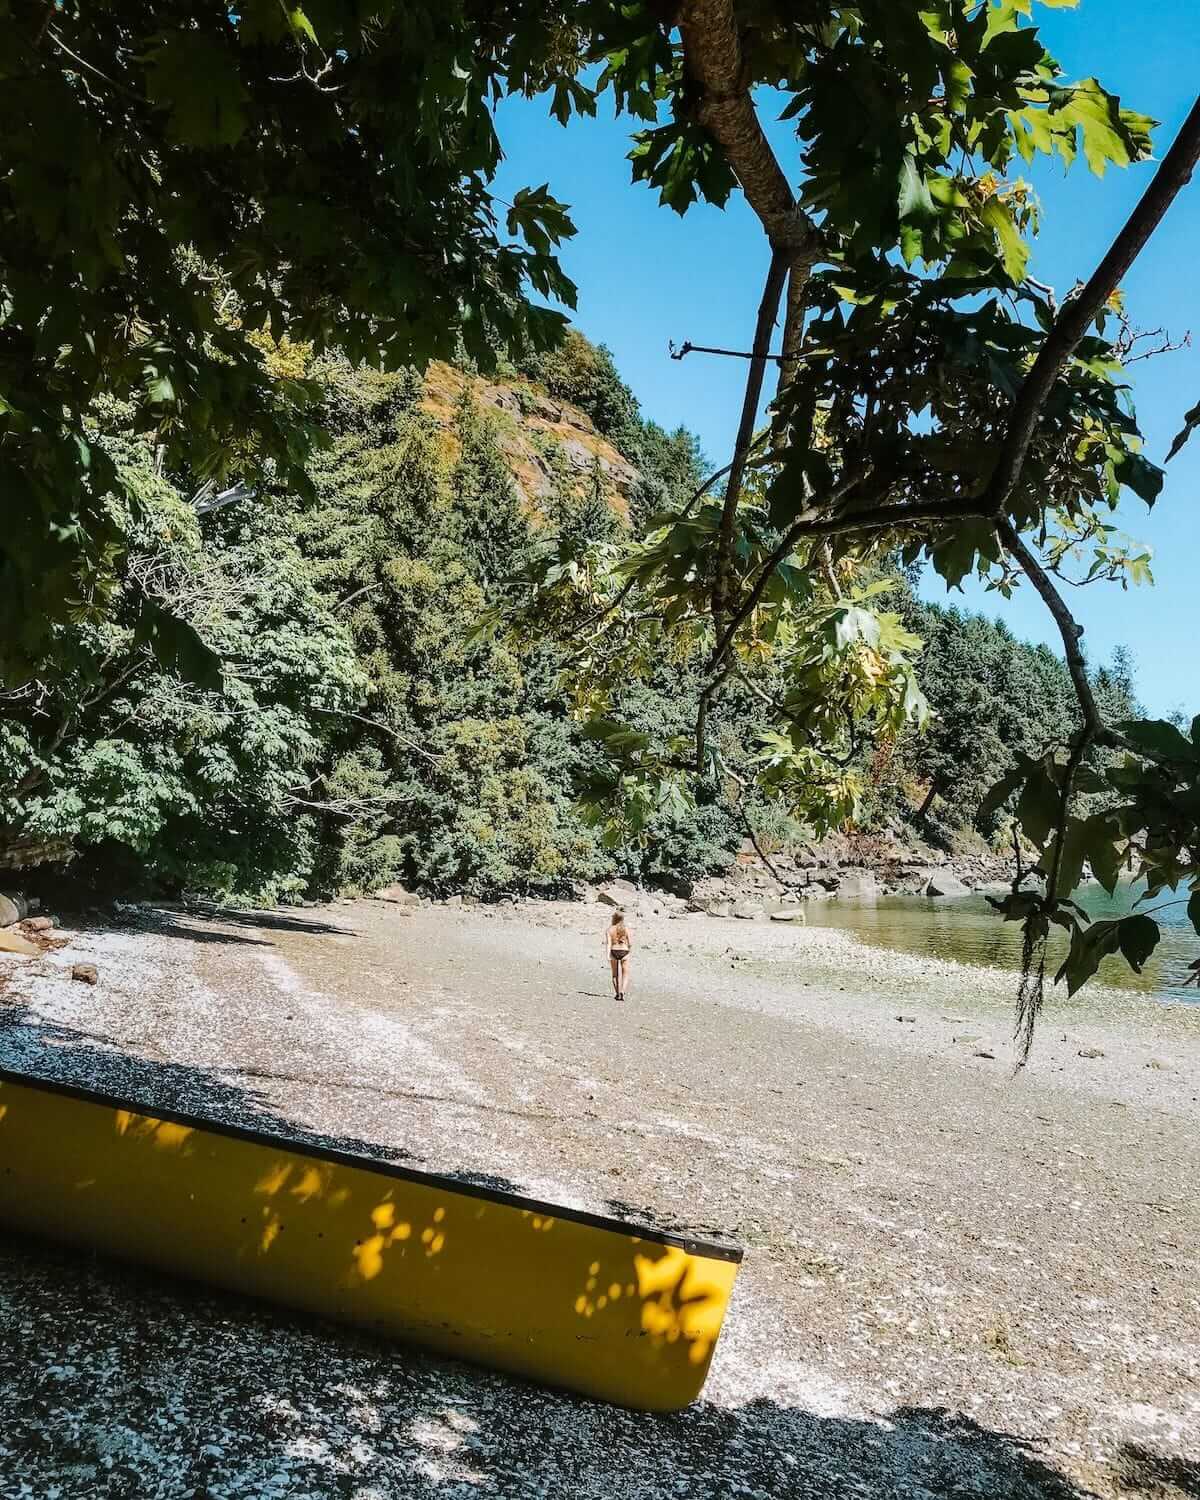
[0,1063,744,1264]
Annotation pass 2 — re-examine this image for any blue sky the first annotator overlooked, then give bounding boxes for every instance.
[491,2,1199,717]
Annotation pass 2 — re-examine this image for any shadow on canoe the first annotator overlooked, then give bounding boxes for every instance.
[0,1003,739,1411]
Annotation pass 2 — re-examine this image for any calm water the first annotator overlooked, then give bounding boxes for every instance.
[804,881,1200,1003]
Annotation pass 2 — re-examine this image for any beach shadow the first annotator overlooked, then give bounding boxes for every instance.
[186,904,357,938]
[105,905,358,946]
[0,1004,415,1163]
[115,915,279,947]
[1113,1443,1200,1497]
[0,1226,1111,1498]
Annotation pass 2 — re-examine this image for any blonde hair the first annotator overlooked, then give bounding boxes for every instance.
[609,910,629,943]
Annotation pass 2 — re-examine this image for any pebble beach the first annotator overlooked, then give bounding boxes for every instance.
[0,896,1197,1498]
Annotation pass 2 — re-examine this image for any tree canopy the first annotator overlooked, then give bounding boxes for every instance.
[505,1,1200,1043]
[6,0,1200,1045]
[0,0,575,676]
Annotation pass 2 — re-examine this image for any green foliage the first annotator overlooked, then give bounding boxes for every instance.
[294,360,615,897]
[896,595,1080,831]
[6,0,1194,1025]
[977,669,1200,1013]
[2,329,753,903]
[1,0,577,681]
[505,0,1190,1019]
[0,335,1163,937]
[0,432,362,902]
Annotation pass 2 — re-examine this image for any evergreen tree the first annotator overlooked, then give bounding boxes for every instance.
[297,362,608,897]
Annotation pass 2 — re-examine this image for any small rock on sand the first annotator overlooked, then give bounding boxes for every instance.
[1078,1047,1105,1060]
[21,916,54,933]
[71,963,99,985]
[896,1014,917,1024]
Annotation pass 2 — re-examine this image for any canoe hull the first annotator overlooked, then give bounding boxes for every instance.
[0,1070,739,1410]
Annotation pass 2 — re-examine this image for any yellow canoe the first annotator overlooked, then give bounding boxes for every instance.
[0,1066,740,1410]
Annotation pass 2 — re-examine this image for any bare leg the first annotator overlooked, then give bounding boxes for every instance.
[619,956,630,1000]
[609,955,621,998]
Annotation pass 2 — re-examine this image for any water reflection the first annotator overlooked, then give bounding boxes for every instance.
[804,882,1200,1003]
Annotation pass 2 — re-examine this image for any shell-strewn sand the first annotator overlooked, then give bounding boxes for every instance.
[0,898,1197,1499]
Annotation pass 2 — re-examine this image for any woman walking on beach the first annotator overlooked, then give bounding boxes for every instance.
[605,911,632,1003]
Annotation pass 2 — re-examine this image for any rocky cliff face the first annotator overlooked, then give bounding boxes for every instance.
[421,362,641,519]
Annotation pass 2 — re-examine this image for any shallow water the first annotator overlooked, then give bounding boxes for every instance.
[803,881,1200,1003]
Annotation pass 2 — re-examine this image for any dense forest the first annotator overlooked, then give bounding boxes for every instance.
[0,333,1135,905]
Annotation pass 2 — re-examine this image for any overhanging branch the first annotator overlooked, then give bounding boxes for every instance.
[670,340,785,364]
[677,0,822,260]
[983,93,1200,517]
[998,521,1101,731]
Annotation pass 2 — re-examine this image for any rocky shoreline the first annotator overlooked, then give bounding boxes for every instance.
[687,830,1017,911]
[365,832,1017,927]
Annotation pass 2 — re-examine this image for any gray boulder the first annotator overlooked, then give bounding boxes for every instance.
[706,900,733,918]
[0,891,29,927]
[732,900,764,921]
[925,872,969,899]
[597,880,639,908]
[835,871,879,900]
[374,884,420,906]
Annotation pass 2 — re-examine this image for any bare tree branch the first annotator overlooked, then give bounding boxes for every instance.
[998,522,1101,732]
[1024,277,1059,319]
[712,248,789,635]
[982,93,1200,518]
[308,705,439,764]
[193,481,256,516]
[1120,326,1191,366]
[670,340,785,364]
[677,0,823,260]
[334,583,383,612]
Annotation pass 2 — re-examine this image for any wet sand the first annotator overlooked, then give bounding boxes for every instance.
[0,898,1197,1498]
